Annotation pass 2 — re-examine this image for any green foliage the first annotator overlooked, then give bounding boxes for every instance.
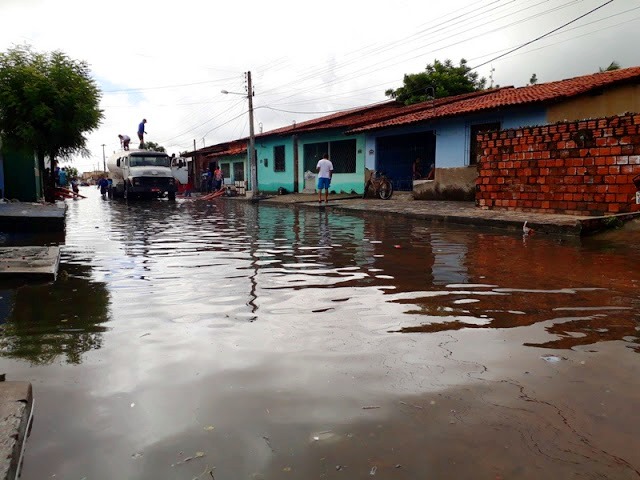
[385,59,486,105]
[0,44,103,161]
[65,166,78,179]
[144,141,166,152]
[599,61,621,72]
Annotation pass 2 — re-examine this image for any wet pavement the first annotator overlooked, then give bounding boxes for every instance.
[1,187,639,479]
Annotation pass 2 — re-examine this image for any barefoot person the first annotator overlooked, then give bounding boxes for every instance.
[316,153,333,203]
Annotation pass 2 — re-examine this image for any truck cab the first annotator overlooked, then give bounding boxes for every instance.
[107,150,177,201]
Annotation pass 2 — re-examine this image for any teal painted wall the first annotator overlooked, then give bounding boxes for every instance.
[255,137,296,193]
[217,154,248,187]
[296,131,366,194]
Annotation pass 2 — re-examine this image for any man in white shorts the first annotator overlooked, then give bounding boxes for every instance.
[316,153,334,203]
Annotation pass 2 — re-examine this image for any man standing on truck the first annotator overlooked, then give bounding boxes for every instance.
[138,118,147,148]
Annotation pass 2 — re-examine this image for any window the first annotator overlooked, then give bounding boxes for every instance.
[274,145,286,172]
[233,162,245,181]
[221,163,230,178]
[129,155,171,167]
[303,139,357,174]
[469,122,500,166]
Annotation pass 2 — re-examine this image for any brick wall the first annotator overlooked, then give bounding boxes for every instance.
[476,114,640,216]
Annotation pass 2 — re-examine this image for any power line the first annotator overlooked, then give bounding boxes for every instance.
[470,0,616,70]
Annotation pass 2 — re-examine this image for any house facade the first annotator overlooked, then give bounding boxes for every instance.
[185,66,640,201]
[350,66,640,199]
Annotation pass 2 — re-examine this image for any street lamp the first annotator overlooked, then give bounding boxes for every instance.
[221,71,258,199]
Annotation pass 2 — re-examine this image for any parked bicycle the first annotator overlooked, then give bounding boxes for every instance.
[363,169,393,200]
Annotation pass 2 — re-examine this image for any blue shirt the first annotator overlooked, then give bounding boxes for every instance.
[58,170,68,186]
[138,122,146,135]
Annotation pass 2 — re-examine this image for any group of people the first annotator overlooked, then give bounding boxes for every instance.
[203,165,224,193]
[54,165,80,197]
[118,119,147,151]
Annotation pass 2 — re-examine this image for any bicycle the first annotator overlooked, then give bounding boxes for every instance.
[363,169,393,200]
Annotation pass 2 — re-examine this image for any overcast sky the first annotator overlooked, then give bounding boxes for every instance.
[1,0,638,172]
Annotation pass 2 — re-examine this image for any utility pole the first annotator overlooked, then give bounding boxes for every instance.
[247,71,258,199]
[101,144,106,172]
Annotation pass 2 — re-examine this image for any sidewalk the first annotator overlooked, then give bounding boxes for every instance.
[235,192,640,236]
[0,381,33,480]
[0,202,66,232]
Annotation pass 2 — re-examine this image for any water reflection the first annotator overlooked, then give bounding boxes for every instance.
[0,262,110,365]
[2,193,640,368]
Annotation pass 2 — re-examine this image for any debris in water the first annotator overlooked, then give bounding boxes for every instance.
[370,466,377,476]
[394,245,402,249]
[283,466,292,472]
[395,464,402,469]
[541,355,565,363]
[362,406,381,410]
[263,436,275,452]
[399,401,423,409]
[131,452,143,459]
[203,426,215,431]
[139,333,151,338]
[172,451,206,467]
[130,403,135,408]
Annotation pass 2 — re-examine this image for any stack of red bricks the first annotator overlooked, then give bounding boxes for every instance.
[476,113,640,216]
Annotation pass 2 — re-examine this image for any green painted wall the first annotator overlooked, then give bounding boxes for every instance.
[253,131,367,194]
[255,137,296,193]
[217,153,248,187]
[296,131,366,194]
[0,139,41,201]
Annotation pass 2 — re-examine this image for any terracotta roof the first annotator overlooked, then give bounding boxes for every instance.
[347,66,640,133]
[205,141,246,158]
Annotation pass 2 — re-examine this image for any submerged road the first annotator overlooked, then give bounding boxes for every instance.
[1,187,639,479]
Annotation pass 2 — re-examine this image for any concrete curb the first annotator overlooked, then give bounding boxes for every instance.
[0,382,34,480]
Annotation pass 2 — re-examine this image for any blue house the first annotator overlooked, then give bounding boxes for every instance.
[349,66,640,199]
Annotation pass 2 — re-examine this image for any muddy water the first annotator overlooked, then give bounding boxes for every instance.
[1,187,639,479]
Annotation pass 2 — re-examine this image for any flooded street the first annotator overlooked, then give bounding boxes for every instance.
[1,188,639,479]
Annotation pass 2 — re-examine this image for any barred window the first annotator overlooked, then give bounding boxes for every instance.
[303,139,356,174]
[330,139,356,173]
[221,163,230,178]
[303,142,328,173]
[274,145,285,172]
[233,162,245,181]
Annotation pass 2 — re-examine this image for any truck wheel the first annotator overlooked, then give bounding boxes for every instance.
[168,191,176,201]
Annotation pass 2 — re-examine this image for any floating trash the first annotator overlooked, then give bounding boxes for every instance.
[541,355,566,363]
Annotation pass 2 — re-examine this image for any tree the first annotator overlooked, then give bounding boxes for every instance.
[385,59,486,105]
[0,45,103,201]
[144,141,166,152]
[529,73,538,85]
[599,61,621,72]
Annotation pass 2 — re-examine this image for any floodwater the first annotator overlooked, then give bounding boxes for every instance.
[1,187,639,479]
